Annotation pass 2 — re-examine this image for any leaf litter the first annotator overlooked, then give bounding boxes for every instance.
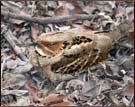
[1,1,134,106]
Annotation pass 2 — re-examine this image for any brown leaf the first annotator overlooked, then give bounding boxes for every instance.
[40,93,66,105]
[24,82,40,101]
[31,24,40,40]
[122,83,134,97]
[13,24,21,33]
[69,0,83,14]
[55,6,70,16]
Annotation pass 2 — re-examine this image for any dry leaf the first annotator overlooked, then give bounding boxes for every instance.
[1,94,17,105]
[68,0,83,14]
[122,83,134,97]
[13,24,22,34]
[6,59,17,69]
[14,63,32,73]
[66,79,84,93]
[41,93,74,106]
[82,80,110,98]
[16,58,27,66]
[31,24,40,40]
[24,82,40,101]
[10,96,30,106]
[40,93,66,105]
[55,6,69,16]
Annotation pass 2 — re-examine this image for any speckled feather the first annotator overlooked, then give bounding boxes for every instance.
[29,20,133,81]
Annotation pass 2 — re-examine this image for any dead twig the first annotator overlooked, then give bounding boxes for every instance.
[98,81,104,95]
[128,94,134,106]
[1,55,12,82]
[1,89,28,96]
[1,10,94,24]
[1,26,28,61]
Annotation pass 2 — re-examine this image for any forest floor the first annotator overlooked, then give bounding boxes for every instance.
[1,1,134,106]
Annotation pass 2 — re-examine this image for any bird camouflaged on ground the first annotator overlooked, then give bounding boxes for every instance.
[29,20,134,82]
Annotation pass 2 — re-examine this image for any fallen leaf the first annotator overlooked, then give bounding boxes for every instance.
[13,24,22,34]
[14,63,32,73]
[24,82,40,101]
[83,1,115,14]
[82,80,101,97]
[16,58,27,66]
[68,0,83,14]
[6,59,17,69]
[66,79,84,93]
[9,96,30,106]
[82,80,110,98]
[2,73,26,89]
[126,5,134,20]
[122,83,134,97]
[105,61,120,76]
[123,75,134,85]
[31,24,40,40]
[55,6,70,16]
[40,93,66,105]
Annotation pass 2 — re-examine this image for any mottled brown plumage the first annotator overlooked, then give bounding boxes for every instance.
[29,20,133,81]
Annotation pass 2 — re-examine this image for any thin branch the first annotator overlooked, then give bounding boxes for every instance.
[1,10,94,24]
[1,26,28,61]
[1,55,12,81]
